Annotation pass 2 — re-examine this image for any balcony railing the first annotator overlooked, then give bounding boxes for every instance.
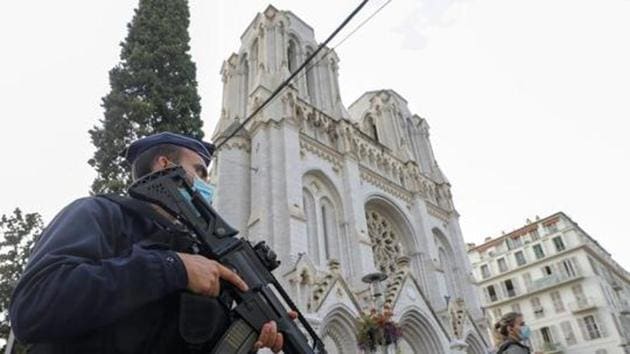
[542,342,563,353]
[527,270,582,293]
[568,297,598,313]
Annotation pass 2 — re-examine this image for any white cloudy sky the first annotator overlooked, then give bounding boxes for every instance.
[1,0,629,269]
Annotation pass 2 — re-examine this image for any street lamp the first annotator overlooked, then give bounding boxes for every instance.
[362,271,388,310]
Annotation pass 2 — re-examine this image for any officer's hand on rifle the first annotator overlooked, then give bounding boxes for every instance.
[253,311,298,353]
[177,253,248,296]
[177,253,299,353]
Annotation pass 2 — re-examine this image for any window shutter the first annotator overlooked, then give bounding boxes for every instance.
[550,325,561,344]
[530,329,543,351]
[595,313,608,337]
[577,317,589,341]
[560,321,577,345]
[571,256,581,274]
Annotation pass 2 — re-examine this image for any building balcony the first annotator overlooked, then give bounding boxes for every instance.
[527,270,583,293]
[542,342,563,353]
[568,297,598,313]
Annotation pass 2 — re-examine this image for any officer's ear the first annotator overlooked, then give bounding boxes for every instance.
[153,155,171,172]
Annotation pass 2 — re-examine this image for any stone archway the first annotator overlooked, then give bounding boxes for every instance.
[364,197,416,277]
[320,306,358,354]
[465,333,485,354]
[399,309,446,354]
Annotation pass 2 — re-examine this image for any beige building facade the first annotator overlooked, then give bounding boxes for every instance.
[468,213,630,354]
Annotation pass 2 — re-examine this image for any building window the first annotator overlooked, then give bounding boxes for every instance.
[531,297,544,318]
[321,204,331,260]
[545,222,559,234]
[492,308,503,321]
[533,244,545,259]
[305,47,317,103]
[513,237,523,248]
[530,229,540,240]
[550,291,565,313]
[287,39,298,73]
[561,258,577,277]
[511,302,521,313]
[303,189,320,265]
[588,257,600,276]
[581,315,602,340]
[523,272,533,289]
[572,284,586,303]
[560,321,577,346]
[540,326,554,345]
[481,264,491,279]
[553,236,566,252]
[498,258,508,273]
[504,279,516,297]
[487,285,498,302]
[542,265,553,276]
[515,251,527,266]
[506,238,515,250]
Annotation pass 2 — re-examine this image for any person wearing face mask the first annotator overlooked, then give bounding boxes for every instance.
[9,132,291,353]
[495,312,532,354]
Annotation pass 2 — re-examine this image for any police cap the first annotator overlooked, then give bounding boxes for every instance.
[123,132,215,166]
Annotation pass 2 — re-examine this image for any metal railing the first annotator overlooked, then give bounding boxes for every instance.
[568,297,598,313]
[542,342,563,353]
[527,270,582,293]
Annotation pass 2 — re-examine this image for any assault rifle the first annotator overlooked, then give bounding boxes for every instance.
[128,166,326,354]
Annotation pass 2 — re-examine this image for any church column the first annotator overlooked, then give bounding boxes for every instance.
[214,136,251,239]
[339,125,378,288]
[282,117,311,263]
[247,99,307,272]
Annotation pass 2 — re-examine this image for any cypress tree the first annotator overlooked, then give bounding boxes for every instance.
[89,0,204,194]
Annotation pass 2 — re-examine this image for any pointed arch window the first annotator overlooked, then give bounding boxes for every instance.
[301,176,349,272]
[320,197,337,261]
[287,38,298,73]
[250,39,259,86]
[240,54,249,118]
[305,47,317,104]
[439,247,457,298]
[303,188,319,264]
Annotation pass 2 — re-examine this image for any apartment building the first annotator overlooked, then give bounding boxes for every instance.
[467,212,630,354]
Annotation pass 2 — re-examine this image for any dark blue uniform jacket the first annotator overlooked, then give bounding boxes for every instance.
[9,196,190,353]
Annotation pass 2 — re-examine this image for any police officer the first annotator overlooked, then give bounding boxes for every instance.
[10,132,289,353]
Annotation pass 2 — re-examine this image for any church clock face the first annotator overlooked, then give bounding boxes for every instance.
[366,210,403,275]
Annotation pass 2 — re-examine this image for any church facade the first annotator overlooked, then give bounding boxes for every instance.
[211,5,489,353]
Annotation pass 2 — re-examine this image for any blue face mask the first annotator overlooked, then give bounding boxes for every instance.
[193,177,215,205]
[520,325,531,340]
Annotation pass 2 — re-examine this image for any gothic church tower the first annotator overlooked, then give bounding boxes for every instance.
[211,5,488,353]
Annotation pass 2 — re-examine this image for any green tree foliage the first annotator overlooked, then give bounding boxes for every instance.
[89,0,204,194]
[0,208,43,351]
